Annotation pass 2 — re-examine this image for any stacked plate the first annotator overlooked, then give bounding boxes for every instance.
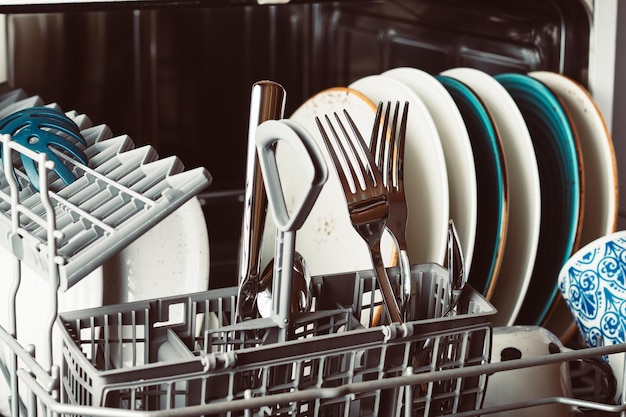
[261,67,618,339]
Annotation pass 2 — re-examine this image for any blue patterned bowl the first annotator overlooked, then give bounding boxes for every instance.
[558,230,626,402]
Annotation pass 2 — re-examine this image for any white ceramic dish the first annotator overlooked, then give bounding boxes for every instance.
[382,67,477,274]
[496,73,581,327]
[441,67,541,326]
[261,84,448,277]
[261,88,379,276]
[349,75,450,267]
[529,71,618,246]
[102,196,210,305]
[530,71,618,338]
[436,74,508,300]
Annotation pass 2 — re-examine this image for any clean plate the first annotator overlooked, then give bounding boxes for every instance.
[261,87,380,276]
[442,67,541,326]
[350,75,450,267]
[530,70,618,339]
[383,67,477,274]
[102,196,210,305]
[437,75,508,299]
[496,73,581,326]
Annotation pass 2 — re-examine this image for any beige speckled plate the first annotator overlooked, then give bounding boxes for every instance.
[530,71,618,339]
[261,85,449,277]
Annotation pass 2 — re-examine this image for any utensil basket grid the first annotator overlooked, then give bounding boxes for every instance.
[5,276,626,417]
[0,92,624,417]
[53,264,493,417]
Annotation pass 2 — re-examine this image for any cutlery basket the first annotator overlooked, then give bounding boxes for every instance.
[57,263,496,416]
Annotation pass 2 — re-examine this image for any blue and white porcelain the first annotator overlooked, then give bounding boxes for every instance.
[558,230,626,401]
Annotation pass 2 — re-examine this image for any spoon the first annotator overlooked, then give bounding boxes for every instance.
[257,251,312,318]
[255,119,327,328]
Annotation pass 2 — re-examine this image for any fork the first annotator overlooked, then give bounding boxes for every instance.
[316,110,403,324]
[369,101,411,320]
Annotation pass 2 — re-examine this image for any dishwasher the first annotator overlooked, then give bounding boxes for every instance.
[0,0,625,416]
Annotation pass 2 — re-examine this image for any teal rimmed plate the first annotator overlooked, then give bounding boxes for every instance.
[496,73,582,326]
[437,75,508,300]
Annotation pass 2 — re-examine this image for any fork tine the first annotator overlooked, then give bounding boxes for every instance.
[318,108,402,324]
[369,102,389,171]
[391,101,409,191]
[342,109,382,190]
[333,111,376,190]
[315,115,355,195]
[386,101,400,188]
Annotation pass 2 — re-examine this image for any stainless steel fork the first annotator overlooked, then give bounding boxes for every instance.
[316,110,403,324]
[369,101,411,320]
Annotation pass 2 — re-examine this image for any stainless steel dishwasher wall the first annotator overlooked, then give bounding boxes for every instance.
[4,0,594,288]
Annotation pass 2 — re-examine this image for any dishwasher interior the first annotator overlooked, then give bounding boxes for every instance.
[1,1,625,416]
[4,0,602,289]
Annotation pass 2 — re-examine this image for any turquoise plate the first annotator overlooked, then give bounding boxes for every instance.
[437,75,508,299]
[496,73,581,326]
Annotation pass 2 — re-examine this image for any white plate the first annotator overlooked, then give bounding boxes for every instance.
[436,74,508,299]
[260,84,448,277]
[530,71,618,339]
[261,88,380,276]
[349,75,449,267]
[382,67,477,273]
[442,67,541,326]
[102,196,210,304]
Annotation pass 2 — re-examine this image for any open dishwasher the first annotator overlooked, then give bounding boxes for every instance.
[0,0,625,416]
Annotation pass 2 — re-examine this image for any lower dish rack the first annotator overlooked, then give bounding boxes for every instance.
[3,264,626,417]
[0,264,495,417]
[55,264,493,417]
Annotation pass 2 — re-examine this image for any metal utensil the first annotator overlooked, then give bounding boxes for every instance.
[445,219,466,315]
[255,119,327,328]
[316,110,402,324]
[369,100,410,320]
[235,81,285,322]
[258,251,312,316]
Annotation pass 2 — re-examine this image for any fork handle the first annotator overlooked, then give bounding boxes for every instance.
[371,248,403,324]
[398,249,412,321]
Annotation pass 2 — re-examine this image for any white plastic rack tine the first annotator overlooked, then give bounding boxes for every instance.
[126,156,185,193]
[85,135,135,166]
[0,88,26,110]
[80,124,114,148]
[64,111,93,131]
[56,176,101,203]
[99,146,159,180]
[0,96,44,119]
